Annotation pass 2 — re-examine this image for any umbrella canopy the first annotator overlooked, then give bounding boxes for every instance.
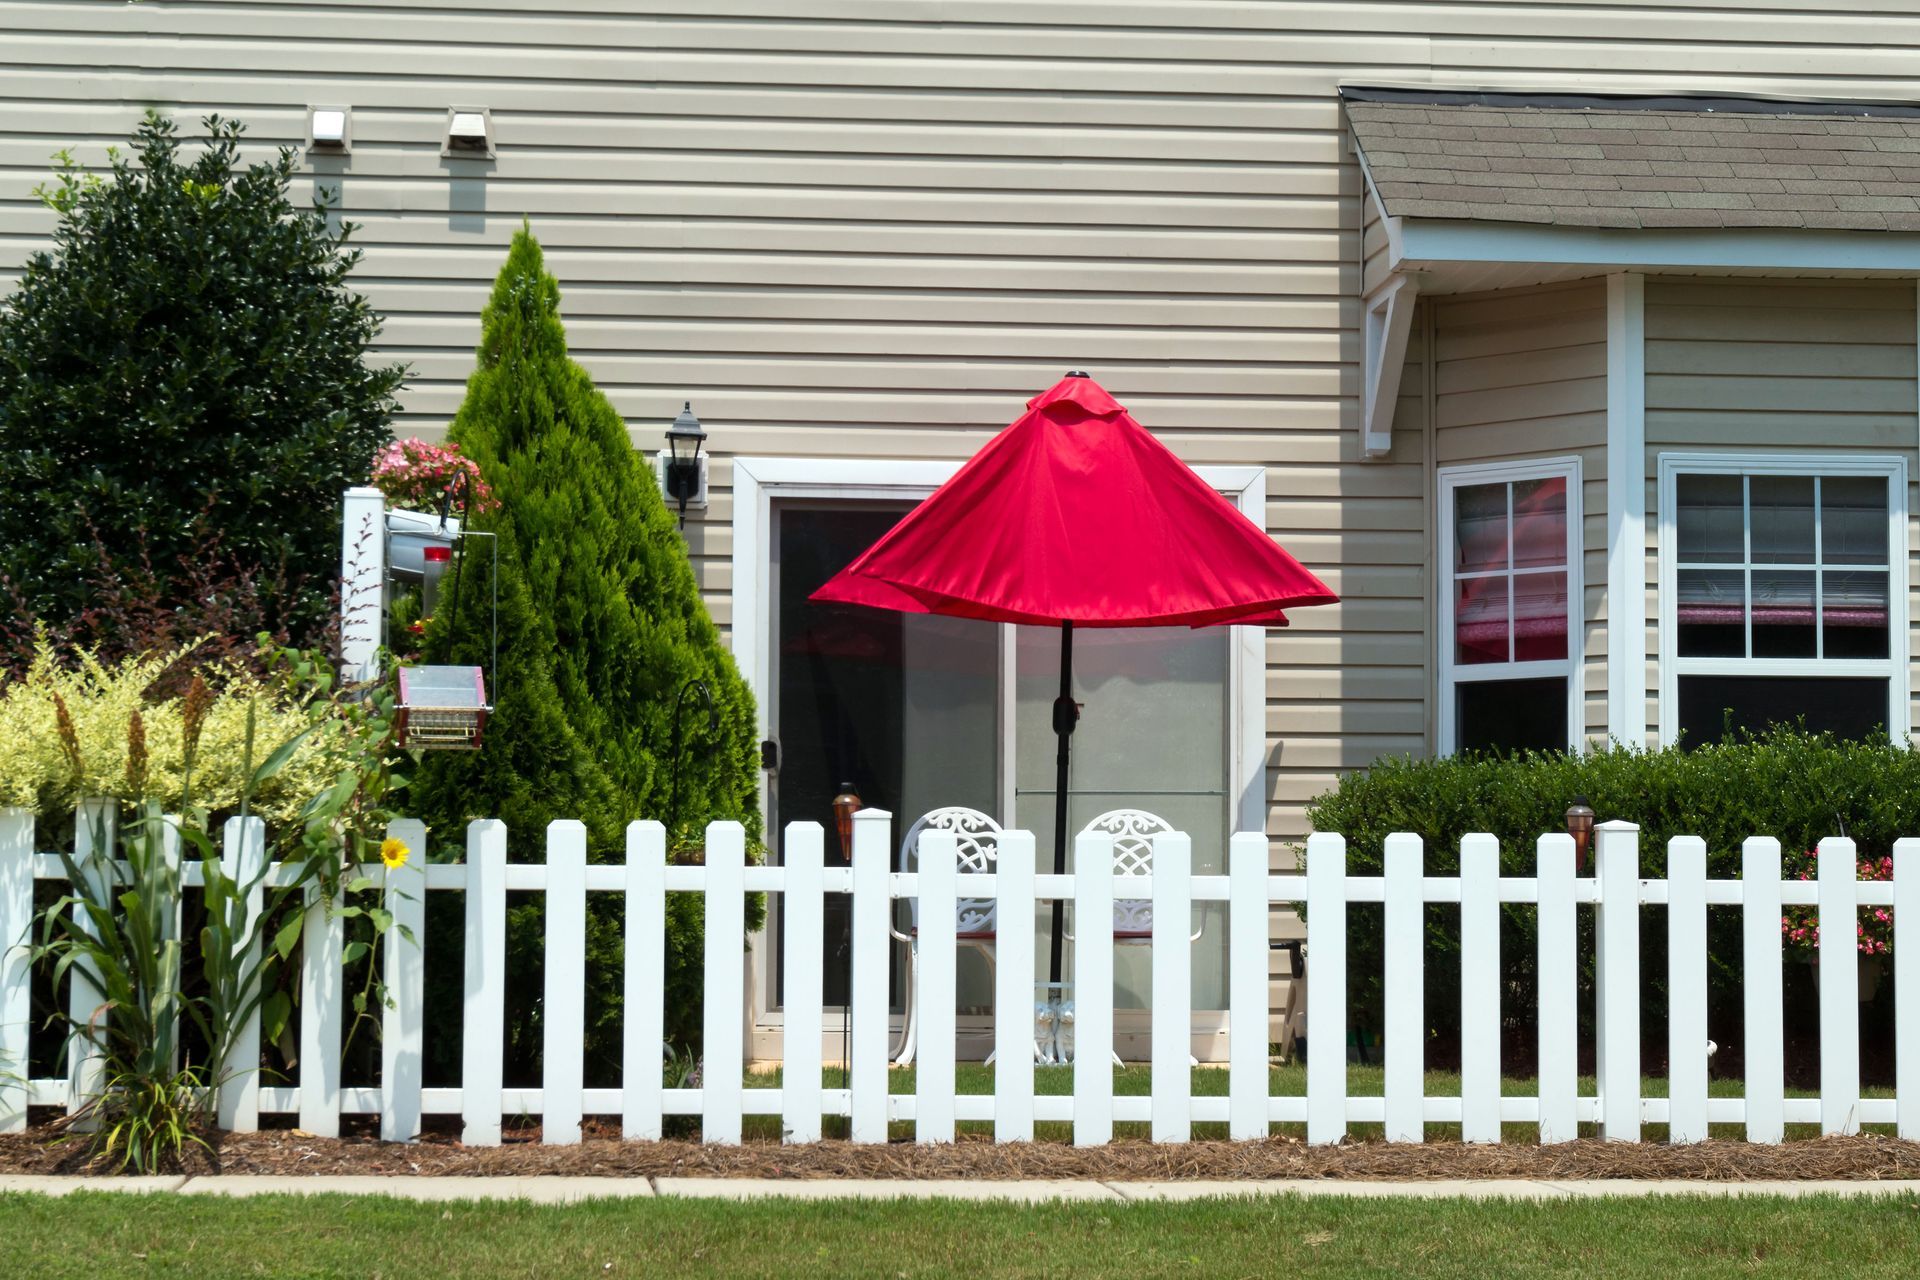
[812,372,1338,993]
[815,374,1335,626]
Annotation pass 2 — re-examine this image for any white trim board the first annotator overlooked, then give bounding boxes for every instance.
[1653,452,1912,748]
[1605,273,1647,751]
[1397,221,1920,277]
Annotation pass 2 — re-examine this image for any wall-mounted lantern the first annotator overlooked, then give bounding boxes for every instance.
[658,400,709,528]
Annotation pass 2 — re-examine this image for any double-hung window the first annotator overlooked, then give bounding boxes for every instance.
[1659,454,1909,745]
[1438,458,1583,755]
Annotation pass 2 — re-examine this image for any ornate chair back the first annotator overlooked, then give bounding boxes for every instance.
[900,806,1002,937]
[1079,808,1177,938]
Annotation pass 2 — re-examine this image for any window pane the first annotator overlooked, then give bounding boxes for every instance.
[1512,571,1569,661]
[1750,475,1816,564]
[1676,568,1745,657]
[1750,569,1816,658]
[1824,570,1890,660]
[1455,575,1509,665]
[1676,473,1743,564]
[1678,675,1888,745]
[1822,476,1889,566]
[1454,482,1508,573]
[1511,476,1568,570]
[1456,677,1568,755]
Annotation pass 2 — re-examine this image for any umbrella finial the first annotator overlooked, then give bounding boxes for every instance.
[1064,368,1090,378]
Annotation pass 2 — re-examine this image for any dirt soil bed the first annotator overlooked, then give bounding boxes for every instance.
[5,1117,1920,1182]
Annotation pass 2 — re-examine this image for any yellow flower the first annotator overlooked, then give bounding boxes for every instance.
[380,837,410,871]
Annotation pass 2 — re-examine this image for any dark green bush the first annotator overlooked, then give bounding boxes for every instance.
[0,112,404,642]
[1305,728,1920,1078]
[409,228,762,1083]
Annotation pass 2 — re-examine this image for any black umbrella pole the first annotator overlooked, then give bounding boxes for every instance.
[1048,620,1076,984]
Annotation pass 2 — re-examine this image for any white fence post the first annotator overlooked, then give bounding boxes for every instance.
[780,823,824,1145]
[216,816,267,1133]
[543,821,588,1145]
[1383,832,1423,1144]
[1536,833,1577,1144]
[1227,832,1269,1142]
[1594,820,1640,1142]
[847,808,891,1144]
[299,879,344,1139]
[68,799,115,1121]
[916,828,957,1144]
[1150,830,1192,1144]
[1742,836,1784,1144]
[702,821,747,1145]
[462,819,508,1146]
[0,809,31,1134]
[380,818,428,1143]
[1818,835,1860,1136]
[1072,829,1115,1148]
[623,821,668,1141]
[994,830,1037,1143]
[1458,833,1499,1144]
[1304,832,1346,1146]
[1666,835,1708,1145]
[1899,839,1920,1141]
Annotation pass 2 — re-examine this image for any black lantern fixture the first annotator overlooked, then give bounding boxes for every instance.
[663,401,707,529]
[1565,796,1596,876]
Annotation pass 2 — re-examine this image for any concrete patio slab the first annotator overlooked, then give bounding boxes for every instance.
[177,1175,655,1202]
[0,1175,186,1197]
[654,1177,1122,1202]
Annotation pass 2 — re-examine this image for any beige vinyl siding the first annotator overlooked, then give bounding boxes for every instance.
[6,4,1920,853]
[1642,278,1920,741]
[1433,281,1610,744]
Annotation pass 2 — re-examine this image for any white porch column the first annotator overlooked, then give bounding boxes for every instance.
[1605,273,1647,748]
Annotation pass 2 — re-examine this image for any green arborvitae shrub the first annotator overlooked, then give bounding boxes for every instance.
[0,112,405,643]
[1306,728,1920,1083]
[410,228,761,1083]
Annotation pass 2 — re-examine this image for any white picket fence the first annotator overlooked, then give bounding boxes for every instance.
[3,805,1917,1146]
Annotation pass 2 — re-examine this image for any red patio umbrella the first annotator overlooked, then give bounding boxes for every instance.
[813,372,1337,982]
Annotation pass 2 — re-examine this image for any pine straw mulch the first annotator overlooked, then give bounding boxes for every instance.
[6,1120,1920,1182]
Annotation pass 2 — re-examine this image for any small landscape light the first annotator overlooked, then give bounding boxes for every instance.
[1565,796,1596,875]
[833,782,864,862]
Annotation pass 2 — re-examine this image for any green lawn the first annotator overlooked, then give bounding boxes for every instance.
[735,1063,1890,1143]
[3,1189,1917,1279]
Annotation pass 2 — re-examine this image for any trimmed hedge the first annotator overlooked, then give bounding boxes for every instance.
[1304,729,1920,1076]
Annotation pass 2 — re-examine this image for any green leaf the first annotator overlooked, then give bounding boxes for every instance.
[273,913,304,961]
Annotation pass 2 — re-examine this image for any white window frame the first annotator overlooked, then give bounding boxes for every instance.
[1437,456,1585,755]
[729,455,1269,1060]
[1656,452,1911,748]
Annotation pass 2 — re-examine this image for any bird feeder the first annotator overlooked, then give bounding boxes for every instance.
[396,664,489,750]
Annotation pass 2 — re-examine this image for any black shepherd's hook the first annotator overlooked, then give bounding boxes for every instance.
[666,677,718,834]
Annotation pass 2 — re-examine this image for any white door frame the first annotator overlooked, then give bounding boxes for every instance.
[730,455,1270,1061]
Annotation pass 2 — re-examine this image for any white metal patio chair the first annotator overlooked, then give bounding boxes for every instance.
[1070,808,1204,1066]
[889,806,1002,1066]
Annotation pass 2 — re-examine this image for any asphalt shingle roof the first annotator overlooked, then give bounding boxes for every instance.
[1344,90,1920,232]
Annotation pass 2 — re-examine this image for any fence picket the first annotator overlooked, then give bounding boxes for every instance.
[462,820,508,1146]
[1666,836,1708,1144]
[1900,839,1920,1141]
[1073,829,1115,1148]
[1742,836,1785,1144]
[993,830,1037,1142]
[1818,836,1860,1136]
[543,821,588,1145]
[780,823,824,1144]
[1151,831,1193,1143]
[916,828,958,1144]
[1383,833,1423,1144]
[298,881,344,1138]
[68,799,115,1120]
[1458,833,1499,1144]
[0,809,31,1134]
[847,809,891,1144]
[702,822,747,1145]
[1595,821,1641,1142]
[1536,833,1577,1144]
[1227,832,1269,1142]
[624,822,668,1141]
[1305,832,1347,1146]
[379,819,428,1143]
[216,816,267,1133]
